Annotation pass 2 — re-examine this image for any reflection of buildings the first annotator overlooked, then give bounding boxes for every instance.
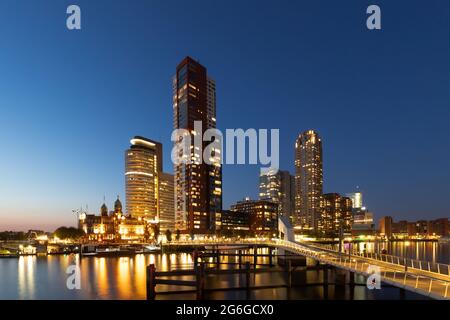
[78,198,145,242]
[230,198,278,236]
[320,193,353,236]
[378,216,449,239]
[259,169,295,224]
[173,57,222,235]
[295,130,323,232]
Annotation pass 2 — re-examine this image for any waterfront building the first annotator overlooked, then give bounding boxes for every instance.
[378,217,449,239]
[379,216,393,239]
[125,136,162,221]
[173,57,222,235]
[78,199,146,242]
[346,190,363,209]
[218,210,250,236]
[259,169,295,224]
[351,208,375,236]
[294,130,323,233]
[158,172,175,234]
[230,198,278,236]
[320,193,353,236]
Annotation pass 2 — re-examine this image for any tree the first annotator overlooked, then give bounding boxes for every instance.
[54,227,85,240]
[165,229,172,242]
[175,229,181,241]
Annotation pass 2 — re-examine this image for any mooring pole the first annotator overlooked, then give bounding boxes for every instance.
[253,245,257,269]
[238,250,242,268]
[287,259,292,288]
[269,248,273,266]
[196,262,205,300]
[193,249,199,273]
[245,261,251,299]
[146,264,156,300]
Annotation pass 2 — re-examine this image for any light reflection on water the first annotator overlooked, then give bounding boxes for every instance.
[0,243,445,300]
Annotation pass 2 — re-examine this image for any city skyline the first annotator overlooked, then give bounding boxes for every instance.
[1,1,450,231]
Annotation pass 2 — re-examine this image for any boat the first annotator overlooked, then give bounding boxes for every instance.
[143,245,161,253]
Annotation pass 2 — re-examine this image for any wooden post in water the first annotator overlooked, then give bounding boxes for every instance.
[193,249,199,273]
[269,248,273,266]
[216,248,220,270]
[245,261,251,299]
[253,245,257,269]
[287,259,292,288]
[146,264,156,300]
[196,262,205,300]
[238,250,242,268]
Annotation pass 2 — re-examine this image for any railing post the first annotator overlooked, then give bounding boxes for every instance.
[146,264,156,300]
[445,283,449,298]
[428,279,433,293]
[415,276,419,288]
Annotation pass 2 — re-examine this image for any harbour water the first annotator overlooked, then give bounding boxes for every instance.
[0,241,447,300]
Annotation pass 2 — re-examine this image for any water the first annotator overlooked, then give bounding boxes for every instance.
[0,242,446,300]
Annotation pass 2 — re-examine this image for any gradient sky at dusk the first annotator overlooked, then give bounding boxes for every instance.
[1,0,449,231]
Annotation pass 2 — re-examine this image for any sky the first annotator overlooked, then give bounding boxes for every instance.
[0,0,449,231]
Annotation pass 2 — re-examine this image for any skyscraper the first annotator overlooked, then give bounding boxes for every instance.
[125,136,162,221]
[294,130,323,232]
[320,193,353,235]
[346,190,363,209]
[173,57,222,234]
[259,169,295,223]
[158,172,175,234]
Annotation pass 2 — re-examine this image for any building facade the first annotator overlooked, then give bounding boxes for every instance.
[125,136,162,221]
[259,169,295,224]
[158,172,175,234]
[173,57,222,234]
[294,130,323,232]
[230,198,278,236]
[320,193,353,236]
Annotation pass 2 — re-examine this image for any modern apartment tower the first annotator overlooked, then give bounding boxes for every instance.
[125,136,162,221]
[172,57,222,234]
[294,130,323,232]
[158,172,175,233]
[259,169,295,223]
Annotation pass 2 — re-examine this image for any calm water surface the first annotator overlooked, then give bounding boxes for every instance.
[0,242,447,300]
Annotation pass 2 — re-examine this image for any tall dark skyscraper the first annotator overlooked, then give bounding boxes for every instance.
[173,57,222,234]
[295,130,323,232]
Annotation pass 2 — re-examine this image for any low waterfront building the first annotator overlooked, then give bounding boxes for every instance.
[351,207,375,237]
[78,198,146,243]
[230,198,278,237]
[218,210,250,236]
[378,216,449,239]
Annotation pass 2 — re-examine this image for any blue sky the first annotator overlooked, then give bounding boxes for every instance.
[0,0,449,231]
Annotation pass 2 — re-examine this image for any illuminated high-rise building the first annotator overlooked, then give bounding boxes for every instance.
[320,193,353,235]
[294,130,323,232]
[172,57,222,234]
[346,190,363,209]
[259,169,295,223]
[125,136,162,221]
[158,172,175,233]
